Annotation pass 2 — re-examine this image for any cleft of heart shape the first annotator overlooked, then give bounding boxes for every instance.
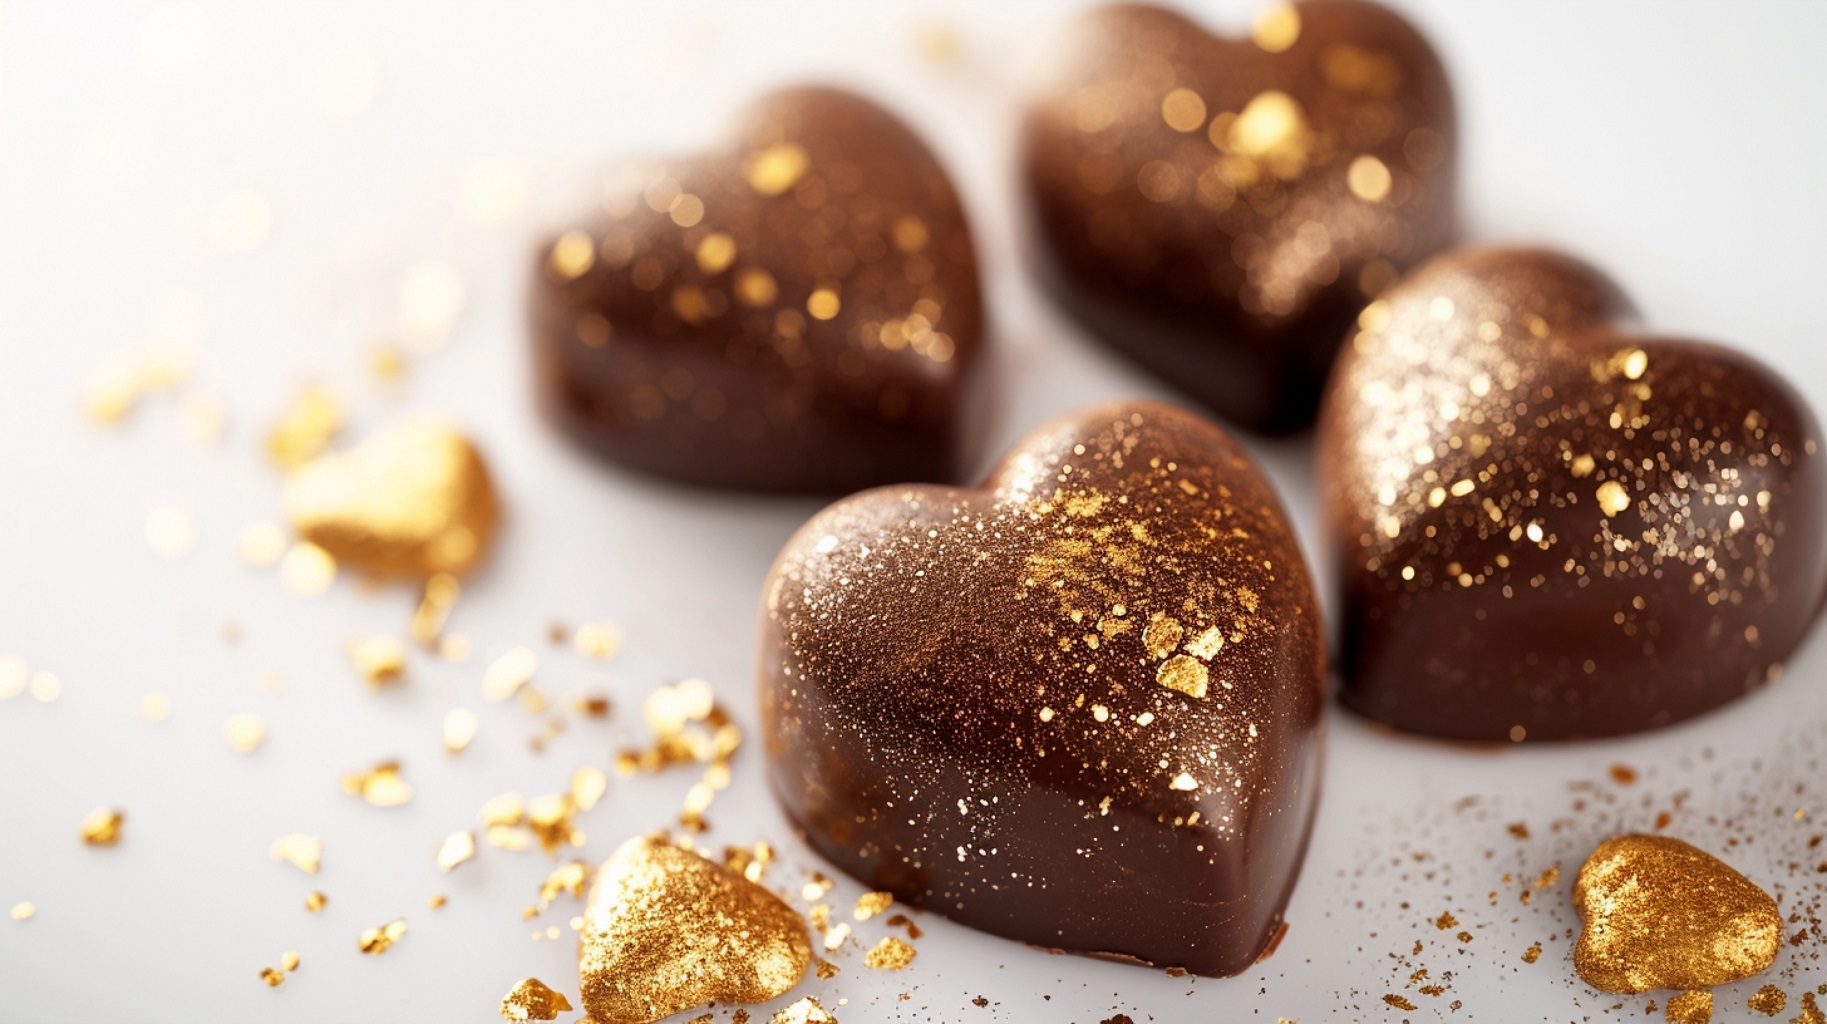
[759,400,1324,977]
[529,86,985,493]
[1021,0,1456,433]
[1320,247,1827,741]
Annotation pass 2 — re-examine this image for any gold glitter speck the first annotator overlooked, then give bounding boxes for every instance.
[348,634,407,685]
[443,708,479,754]
[305,891,327,912]
[342,761,412,807]
[9,902,34,921]
[358,918,407,954]
[1747,985,1786,1015]
[772,998,837,1024]
[501,978,573,1021]
[864,936,916,971]
[437,830,476,872]
[484,646,538,701]
[1664,990,1712,1024]
[80,807,124,846]
[271,834,323,875]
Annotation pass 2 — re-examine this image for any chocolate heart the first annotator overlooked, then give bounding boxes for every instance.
[530,87,985,492]
[759,400,1324,976]
[1320,247,1827,741]
[1021,0,1455,433]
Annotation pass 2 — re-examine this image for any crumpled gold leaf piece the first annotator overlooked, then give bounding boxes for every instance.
[579,836,810,1024]
[79,807,124,846]
[283,416,501,579]
[271,834,323,874]
[358,917,408,954]
[1573,834,1781,993]
[500,977,573,1021]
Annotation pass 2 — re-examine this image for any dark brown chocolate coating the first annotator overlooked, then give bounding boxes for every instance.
[1021,1,1455,433]
[529,87,984,492]
[1320,247,1827,741]
[759,401,1325,976]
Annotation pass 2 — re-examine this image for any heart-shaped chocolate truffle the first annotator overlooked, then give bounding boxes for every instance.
[1021,1,1454,433]
[530,87,984,492]
[759,400,1324,976]
[1320,247,1827,741]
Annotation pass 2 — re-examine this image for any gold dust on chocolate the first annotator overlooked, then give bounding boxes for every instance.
[1321,247,1827,740]
[500,978,572,1022]
[578,836,811,1024]
[759,400,1324,977]
[1021,1,1455,431]
[529,86,984,492]
[282,416,501,579]
[1572,834,1782,993]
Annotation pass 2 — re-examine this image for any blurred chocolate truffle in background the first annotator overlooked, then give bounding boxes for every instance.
[530,86,985,493]
[1021,0,1455,433]
[1320,246,1827,741]
[759,400,1325,976]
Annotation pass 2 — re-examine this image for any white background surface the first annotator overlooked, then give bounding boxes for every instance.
[3,1,1826,1021]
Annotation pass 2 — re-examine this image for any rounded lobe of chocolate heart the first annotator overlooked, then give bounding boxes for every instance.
[1021,1,1455,433]
[1320,247,1827,741]
[759,400,1324,976]
[530,86,985,493]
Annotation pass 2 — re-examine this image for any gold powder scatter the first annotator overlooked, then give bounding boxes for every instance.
[236,523,289,568]
[259,966,285,988]
[456,159,527,228]
[814,958,839,980]
[144,504,193,559]
[1748,985,1787,1015]
[772,997,837,1024]
[1169,772,1199,791]
[853,891,894,921]
[1347,155,1392,202]
[573,622,620,660]
[443,708,479,754]
[305,891,328,912]
[396,263,467,349]
[223,714,267,754]
[694,232,737,274]
[1157,655,1210,698]
[864,936,916,971]
[139,692,170,721]
[1573,834,1781,993]
[1794,993,1824,1024]
[579,837,811,1024]
[1534,865,1560,889]
[279,542,337,595]
[1609,763,1639,785]
[342,761,412,807]
[548,230,596,281]
[0,656,26,701]
[1664,990,1712,1024]
[79,807,124,846]
[1142,614,1183,658]
[806,286,841,321]
[271,834,323,875]
[742,143,810,197]
[283,417,501,578]
[266,385,343,470]
[500,978,573,1022]
[348,634,407,685]
[9,902,35,921]
[437,830,477,872]
[281,950,300,972]
[1522,943,1542,963]
[1434,910,1458,930]
[1160,87,1207,132]
[735,267,778,307]
[1383,994,1417,1011]
[208,190,273,254]
[724,842,775,885]
[1251,2,1301,52]
[1595,479,1631,517]
[411,574,461,645]
[30,672,61,703]
[484,646,538,701]
[570,766,608,811]
[358,918,408,955]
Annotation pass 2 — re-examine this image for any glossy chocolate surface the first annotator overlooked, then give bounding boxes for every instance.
[530,87,984,492]
[1021,1,1455,433]
[759,400,1324,976]
[1321,247,1827,741]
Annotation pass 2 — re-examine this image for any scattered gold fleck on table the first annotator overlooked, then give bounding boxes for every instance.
[358,917,408,955]
[1383,994,1417,1011]
[500,977,572,1021]
[1521,942,1542,964]
[223,714,267,754]
[863,936,916,971]
[527,792,583,854]
[279,542,337,595]
[1573,834,1782,993]
[342,761,412,807]
[771,997,836,1024]
[304,891,328,912]
[537,861,588,910]
[283,416,501,578]
[10,902,36,921]
[579,836,811,1024]
[348,634,407,685]
[437,830,477,872]
[266,385,343,470]
[79,807,124,846]
[1794,992,1825,1024]
[853,891,894,921]
[443,708,479,754]
[280,950,299,972]
[428,894,446,909]
[1664,989,1712,1024]
[1748,985,1787,1015]
[483,646,538,702]
[272,835,323,875]
[570,766,608,812]
[411,573,460,644]
[259,966,285,988]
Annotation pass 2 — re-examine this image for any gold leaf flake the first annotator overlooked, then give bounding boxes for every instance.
[271,834,323,874]
[528,793,581,853]
[8,902,34,921]
[259,966,285,987]
[224,714,267,754]
[570,766,607,811]
[348,634,407,685]
[484,646,538,702]
[279,542,337,595]
[280,950,299,972]
[266,385,343,470]
[428,894,446,909]
[772,997,837,1024]
[357,917,407,955]
[1156,655,1209,698]
[500,978,573,1021]
[443,708,479,754]
[863,936,916,971]
[342,761,412,807]
[538,861,588,908]
[411,573,460,644]
[437,830,477,872]
[853,891,893,921]
[79,807,124,846]
[305,891,328,912]
[822,922,850,951]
